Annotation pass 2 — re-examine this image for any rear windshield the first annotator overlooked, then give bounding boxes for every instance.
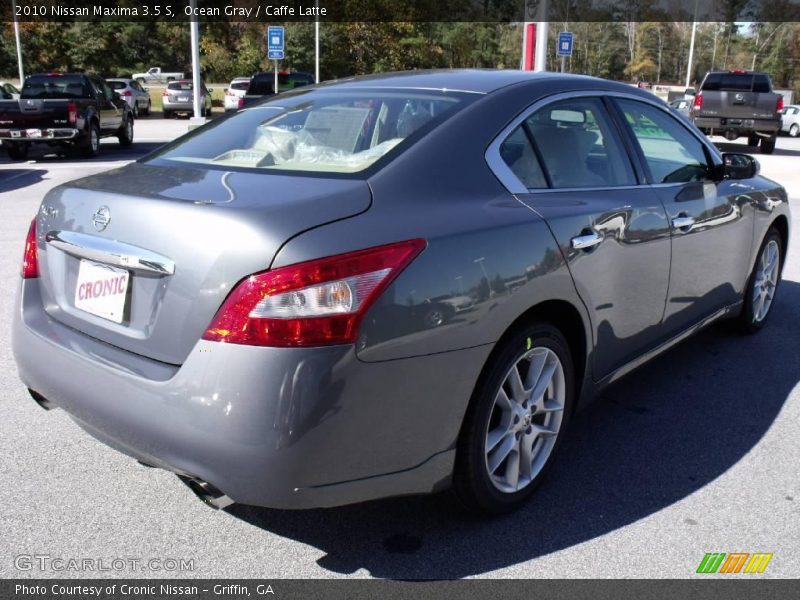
[230,81,250,91]
[108,81,127,90]
[702,73,772,93]
[146,89,471,175]
[21,75,88,99]
[168,81,194,91]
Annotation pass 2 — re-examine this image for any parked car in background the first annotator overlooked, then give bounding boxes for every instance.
[107,78,151,117]
[780,104,800,137]
[13,71,789,514]
[0,72,133,160]
[162,79,212,118]
[224,77,251,111]
[690,70,783,153]
[132,67,184,84]
[669,98,690,116]
[240,71,315,108]
[0,81,21,99]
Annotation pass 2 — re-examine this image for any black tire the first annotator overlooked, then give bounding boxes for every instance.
[132,102,139,118]
[163,110,172,119]
[144,100,151,116]
[81,122,100,158]
[747,133,759,147]
[790,124,799,138]
[6,142,29,161]
[740,227,783,333]
[117,115,134,147]
[453,321,575,514]
[760,136,776,154]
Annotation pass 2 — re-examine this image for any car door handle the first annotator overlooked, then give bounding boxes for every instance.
[672,215,696,231]
[571,232,602,250]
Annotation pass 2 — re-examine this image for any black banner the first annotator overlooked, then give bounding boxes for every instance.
[2,0,800,23]
[3,579,800,600]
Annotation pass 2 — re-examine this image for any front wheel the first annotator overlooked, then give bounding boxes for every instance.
[6,142,29,161]
[453,322,575,514]
[117,115,134,147]
[740,228,782,333]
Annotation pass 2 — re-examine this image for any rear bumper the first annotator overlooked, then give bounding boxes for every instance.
[162,99,201,112]
[0,128,79,141]
[692,116,780,133]
[12,279,489,508]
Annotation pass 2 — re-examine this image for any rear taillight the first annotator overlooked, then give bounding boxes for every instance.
[693,92,703,110]
[67,101,77,125]
[120,90,132,97]
[203,239,426,347]
[777,95,784,112]
[162,90,169,97]
[22,218,38,279]
[237,96,245,109]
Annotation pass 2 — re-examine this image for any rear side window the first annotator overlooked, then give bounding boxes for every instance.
[524,98,636,188]
[499,126,547,189]
[617,99,710,184]
[147,90,471,174]
[21,75,88,99]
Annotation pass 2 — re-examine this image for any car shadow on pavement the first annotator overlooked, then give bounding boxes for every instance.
[229,280,800,579]
[714,141,800,157]
[0,169,47,192]
[0,141,166,167]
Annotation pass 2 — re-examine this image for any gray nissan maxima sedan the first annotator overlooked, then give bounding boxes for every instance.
[13,71,790,514]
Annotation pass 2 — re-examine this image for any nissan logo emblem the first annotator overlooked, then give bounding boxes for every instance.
[92,206,111,231]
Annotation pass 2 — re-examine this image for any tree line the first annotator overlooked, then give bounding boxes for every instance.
[1,21,797,93]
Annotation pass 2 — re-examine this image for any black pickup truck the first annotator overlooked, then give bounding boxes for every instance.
[690,70,783,154]
[0,73,133,160]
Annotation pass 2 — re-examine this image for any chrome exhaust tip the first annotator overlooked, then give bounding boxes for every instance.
[178,475,234,510]
[28,389,55,411]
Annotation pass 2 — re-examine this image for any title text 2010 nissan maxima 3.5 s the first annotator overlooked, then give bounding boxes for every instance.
[13,71,790,513]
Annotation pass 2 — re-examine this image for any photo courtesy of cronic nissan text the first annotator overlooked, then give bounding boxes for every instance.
[0,0,798,599]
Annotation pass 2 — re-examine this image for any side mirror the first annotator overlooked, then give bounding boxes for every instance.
[722,153,759,180]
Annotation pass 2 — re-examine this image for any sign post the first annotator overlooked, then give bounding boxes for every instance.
[557,31,573,73]
[267,26,285,94]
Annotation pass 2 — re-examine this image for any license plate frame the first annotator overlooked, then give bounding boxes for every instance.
[74,260,130,324]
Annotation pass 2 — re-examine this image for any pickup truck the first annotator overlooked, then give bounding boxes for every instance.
[239,71,315,109]
[132,67,184,84]
[690,70,783,154]
[0,73,134,160]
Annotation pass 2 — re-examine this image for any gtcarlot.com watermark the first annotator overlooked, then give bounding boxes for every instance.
[14,554,195,573]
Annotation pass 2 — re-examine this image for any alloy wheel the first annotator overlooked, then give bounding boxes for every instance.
[484,346,565,493]
[752,239,780,323]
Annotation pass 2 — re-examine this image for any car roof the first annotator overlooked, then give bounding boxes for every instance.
[107,78,133,83]
[313,69,632,95]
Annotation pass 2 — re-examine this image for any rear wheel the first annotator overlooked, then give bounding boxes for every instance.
[747,133,759,147]
[144,100,151,116]
[132,102,139,118]
[5,142,29,161]
[117,115,134,147]
[790,124,799,138]
[81,122,100,158]
[163,110,172,119]
[453,322,575,514]
[740,228,782,333]
[760,135,776,154]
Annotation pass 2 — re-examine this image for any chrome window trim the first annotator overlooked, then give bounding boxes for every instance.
[485,89,723,195]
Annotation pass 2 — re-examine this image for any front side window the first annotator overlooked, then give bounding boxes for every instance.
[147,90,470,174]
[524,98,636,188]
[617,99,711,184]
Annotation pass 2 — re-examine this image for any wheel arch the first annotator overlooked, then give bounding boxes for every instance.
[770,214,789,266]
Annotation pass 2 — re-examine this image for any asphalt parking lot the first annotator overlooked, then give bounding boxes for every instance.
[0,118,798,579]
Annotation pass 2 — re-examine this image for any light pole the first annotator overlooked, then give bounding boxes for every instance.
[685,0,700,89]
[315,0,320,83]
[11,0,24,84]
[189,0,203,124]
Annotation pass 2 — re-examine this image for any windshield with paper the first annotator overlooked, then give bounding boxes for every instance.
[148,90,468,174]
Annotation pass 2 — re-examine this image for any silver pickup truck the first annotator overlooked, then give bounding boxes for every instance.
[690,70,783,154]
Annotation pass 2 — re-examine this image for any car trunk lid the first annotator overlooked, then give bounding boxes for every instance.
[35,162,371,365]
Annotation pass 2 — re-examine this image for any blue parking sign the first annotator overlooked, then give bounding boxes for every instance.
[267,26,284,52]
[557,32,573,57]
